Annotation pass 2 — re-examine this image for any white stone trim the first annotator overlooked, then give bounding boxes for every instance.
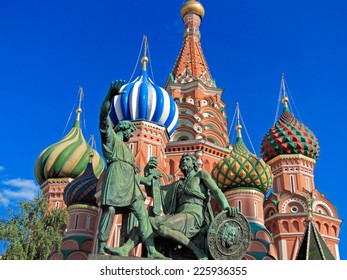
[281,198,308,213]
[312,201,334,217]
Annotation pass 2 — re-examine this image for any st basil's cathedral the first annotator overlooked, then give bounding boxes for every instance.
[34,0,341,260]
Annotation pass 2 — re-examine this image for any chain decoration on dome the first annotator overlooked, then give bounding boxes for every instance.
[261,75,320,162]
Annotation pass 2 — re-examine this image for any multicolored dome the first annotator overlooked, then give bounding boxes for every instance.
[212,125,273,194]
[34,108,104,185]
[63,157,99,207]
[260,97,320,162]
[109,56,178,137]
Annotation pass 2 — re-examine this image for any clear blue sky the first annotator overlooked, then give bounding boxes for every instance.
[0,0,346,259]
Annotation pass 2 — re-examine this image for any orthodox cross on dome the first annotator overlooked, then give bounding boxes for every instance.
[281,73,289,110]
[274,73,305,125]
[109,35,178,136]
[141,35,149,71]
[68,85,85,132]
[76,86,84,122]
[230,103,257,155]
[274,73,293,124]
[236,102,242,138]
[262,74,320,162]
[88,134,96,160]
[128,35,155,82]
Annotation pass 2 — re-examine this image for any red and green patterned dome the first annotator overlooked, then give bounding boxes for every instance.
[212,125,273,194]
[260,97,320,162]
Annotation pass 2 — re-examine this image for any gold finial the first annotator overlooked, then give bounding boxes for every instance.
[236,102,242,138]
[141,35,149,71]
[236,124,242,138]
[76,86,83,121]
[180,0,205,20]
[281,73,289,109]
[282,96,289,108]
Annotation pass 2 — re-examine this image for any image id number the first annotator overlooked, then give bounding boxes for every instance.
[193,266,247,276]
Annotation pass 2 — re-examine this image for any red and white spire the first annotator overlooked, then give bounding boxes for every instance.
[170,0,215,87]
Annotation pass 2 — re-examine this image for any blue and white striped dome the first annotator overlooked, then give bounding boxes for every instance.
[109,69,178,136]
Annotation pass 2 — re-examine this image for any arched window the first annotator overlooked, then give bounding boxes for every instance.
[283,221,289,232]
[305,176,310,191]
[254,202,258,218]
[74,215,79,229]
[238,200,242,213]
[148,144,152,161]
[290,175,295,193]
[54,201,60,209]
[86,215,91,230]
[188,98,194,104]
[293,220,300,232]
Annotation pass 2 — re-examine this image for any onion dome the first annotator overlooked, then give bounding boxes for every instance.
[212,122,273,194]
[260,96,320,162]
[109,38,178,136]
[34,89,105,185]
[180,0,205,19]
[63,152,98,207]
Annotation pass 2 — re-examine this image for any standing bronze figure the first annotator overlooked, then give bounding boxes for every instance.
[97,80,165,259]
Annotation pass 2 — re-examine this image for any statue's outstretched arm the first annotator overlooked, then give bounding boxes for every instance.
[100,80,126,130]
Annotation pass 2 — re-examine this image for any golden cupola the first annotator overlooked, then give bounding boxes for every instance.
[180,0,205,19]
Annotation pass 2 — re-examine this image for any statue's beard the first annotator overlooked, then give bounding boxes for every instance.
[181,165,193,175]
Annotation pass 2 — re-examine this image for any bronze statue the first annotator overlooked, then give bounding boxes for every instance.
[221,223,238,248]
[97,80,165,259]
[104,153,238,259]
[152,153,238,259]
[207,210,250,260]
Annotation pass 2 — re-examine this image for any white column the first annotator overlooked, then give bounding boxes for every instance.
[335,244,340,260]
[279,239,288,260]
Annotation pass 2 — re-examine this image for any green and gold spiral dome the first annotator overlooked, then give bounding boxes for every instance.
[34,106,104,185]
[212,124,273,194]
